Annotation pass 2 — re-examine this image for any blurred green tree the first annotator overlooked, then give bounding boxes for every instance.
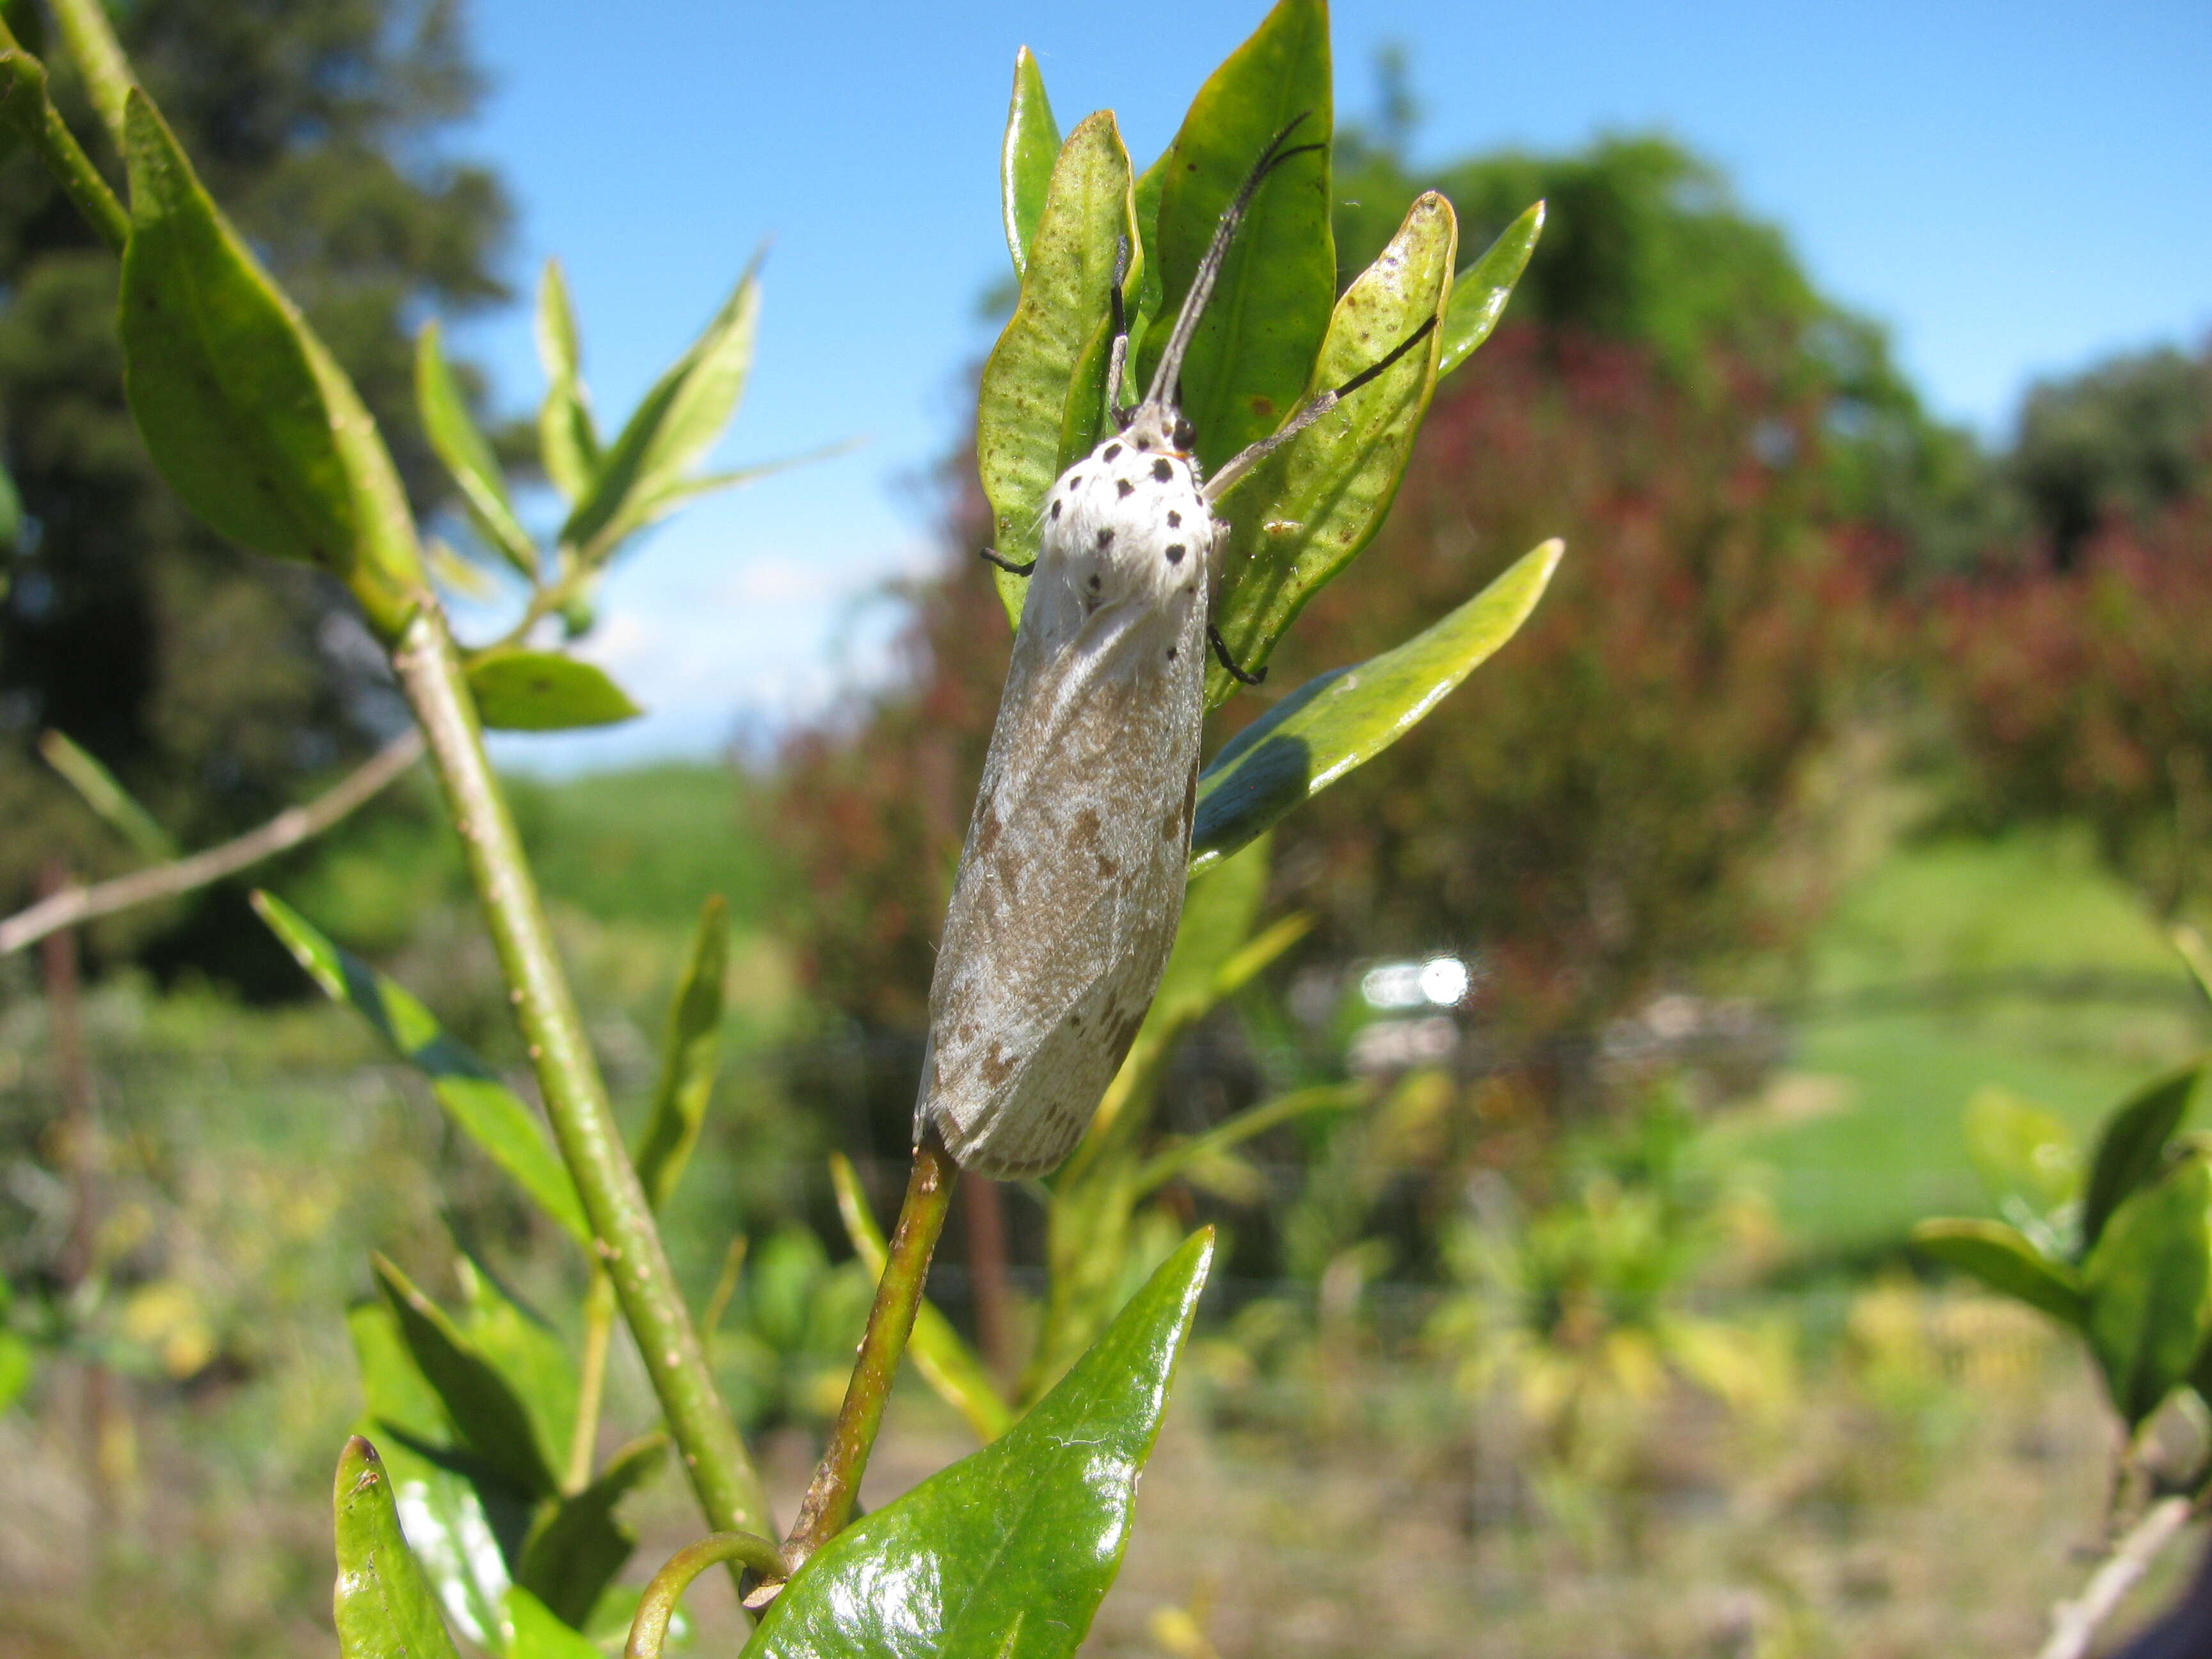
[2007,345,2212,570]
[0,0,509,961]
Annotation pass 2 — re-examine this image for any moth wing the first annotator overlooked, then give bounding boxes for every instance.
[918,605,1203,1176]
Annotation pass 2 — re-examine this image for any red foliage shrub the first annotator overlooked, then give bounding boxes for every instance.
[1936,493,2212,913]
[1266,327,1889,1038]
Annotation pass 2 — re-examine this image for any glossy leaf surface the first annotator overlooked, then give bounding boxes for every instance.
[516,1435,665,1627]
[1137,0,1333,474]
[255,893,590,1246]
[1910,1219,2087,1327]
[976,111,1135,627]
[1436,202,1543,378]
[2081,1064,2201,1256]
[534,258,600,504]
[348,1303,515,1650]
[1000,47,1059,278]
[375,1253,558,1502]
[828,1153,1013,1443]
[2085,1155,2212,1425]
[561,260,761,561]
[635,897,727,1211]
[335,1436,463,1659]
[1207,191,1457,703]
[744,1231,1214,1659]
[467,649,643,732]
[417,321,536,579]
[1192,538,1560,872]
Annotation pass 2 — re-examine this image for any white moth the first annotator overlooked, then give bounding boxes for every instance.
[916,115,1436,1177]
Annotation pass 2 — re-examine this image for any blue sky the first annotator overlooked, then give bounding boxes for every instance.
[454,0,2212,771]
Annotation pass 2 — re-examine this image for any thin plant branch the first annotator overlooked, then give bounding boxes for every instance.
[392,606,773,1540]
[0,29,129,252]
[2039,1494,2199,1659]
[626,1530,789,1659]
[44,0,134,150]
[564,1268,617,1493]
[0,731,426,956]
[780,1129,959,1574]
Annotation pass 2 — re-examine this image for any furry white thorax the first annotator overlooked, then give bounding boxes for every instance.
[1018,405,1222,666]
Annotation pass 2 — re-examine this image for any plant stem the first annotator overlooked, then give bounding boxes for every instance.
[782,1130,958,1569]
[565,1267,616,1493]
[2037,1493,2197,1659]
[626,1530,789,1659]
[0,35,128,253]
[44,0,134,149]
[0,732,424,956]
[392,606,771,1539]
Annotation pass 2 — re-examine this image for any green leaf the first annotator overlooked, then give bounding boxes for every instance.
[1206,190,1457,703]
[1136,0,1333,475]
[36,728,177,860]
[1000,46,1060,278]
[1910,1219,2087,1327]
[254,892,591,1247]
[1437,202,1544,378]
[1153,831,1274,1030]
[1192,538,1560,874]
[504,1587,604,1659]
[2084,1156,2212,1425]
[976,111,1136,628]
[118,91,420,636]
[467,650,643,732]
[335,1436,464,1659]
[0,454,21,556]
[374,1253,559,1502]
[346,1303,514,1652]
[744,1231,1214,1659]
[1962,1086,2081,1214]
[1135,1083,1360,1199]
[636,897,727,1212]
[828,1153,1013,1443]
[534,258,600,504]
[2081,1064,2202,1256]
[417,321,538,581]
[515,1435,666,1628]
[560,256,763,563]
[456,1253,577,1483]
[0,1330,29,1415]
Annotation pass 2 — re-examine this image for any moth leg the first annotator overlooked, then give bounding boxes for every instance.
[1201,312,1441,504]
[1107,234,1135,429]
[1208,623,1267,685]
[981,547,1036,577]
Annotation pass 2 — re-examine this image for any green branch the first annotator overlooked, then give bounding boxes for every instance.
[626,1530,789,1659]
[45,0,134,150]
[0,31,127,252]
[391,607,771,1540]
[782,1131,959,1568]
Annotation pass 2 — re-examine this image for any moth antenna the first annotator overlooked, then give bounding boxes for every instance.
[1208,623,1267,685]
[981,547,1036,577]
[1203,312,1439,504]
[1140,113,1324,415]
[1106,234,1134,426]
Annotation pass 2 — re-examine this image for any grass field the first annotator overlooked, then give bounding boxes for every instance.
[1714,828,2209,1264]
